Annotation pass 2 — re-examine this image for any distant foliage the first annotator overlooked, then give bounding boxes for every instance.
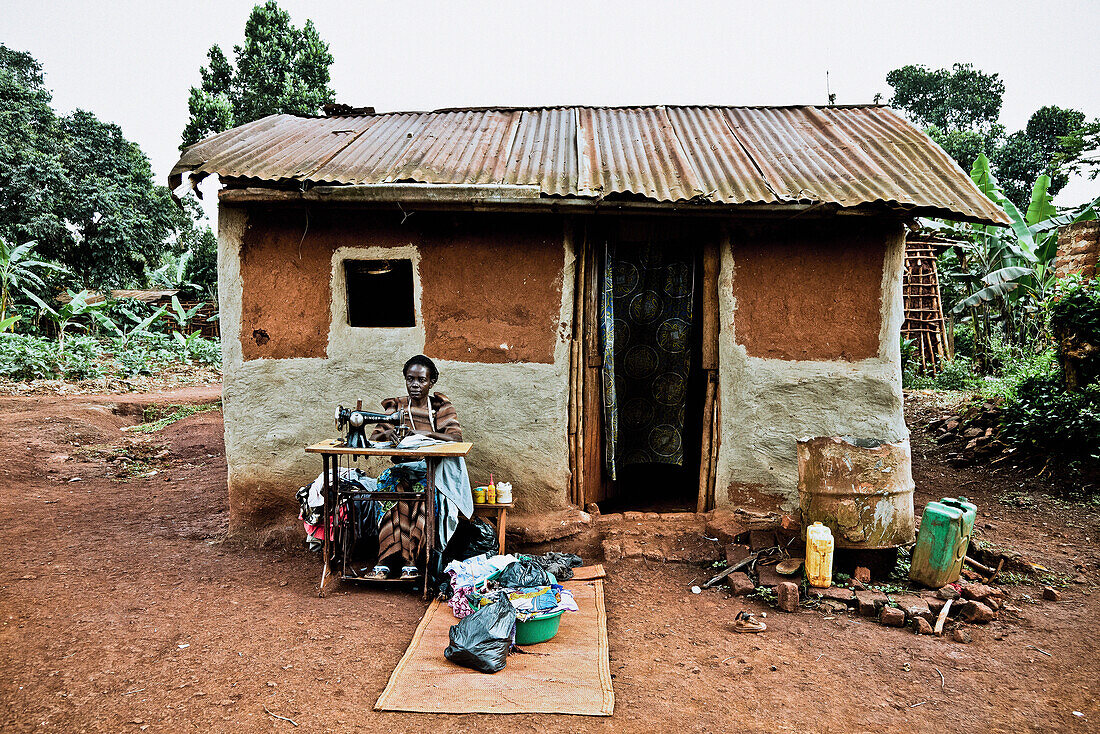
[886,64,1096,211]
[181,1,336,147]
[0,332,221,381]
[0,44,211,291]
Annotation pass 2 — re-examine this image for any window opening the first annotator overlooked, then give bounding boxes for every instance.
[344,259,415,327]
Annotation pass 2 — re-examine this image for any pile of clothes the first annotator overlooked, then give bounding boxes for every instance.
[441,550,583,673]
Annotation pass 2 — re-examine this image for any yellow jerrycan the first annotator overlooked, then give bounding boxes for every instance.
[806,522,835,588]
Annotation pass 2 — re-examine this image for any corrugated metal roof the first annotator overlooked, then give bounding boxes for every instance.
[171,105,1009,225]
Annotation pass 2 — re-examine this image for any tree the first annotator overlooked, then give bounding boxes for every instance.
[994,106,1088,208]
[0,45,68,253]
[886,63,1004,133]
[1,44,203,291]
[887,64,1097,210]
[51,110,179,287]
[181,1,336,148]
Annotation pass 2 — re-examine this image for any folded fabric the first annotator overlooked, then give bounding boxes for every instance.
[396,434,447,449]
[509,585,579,622]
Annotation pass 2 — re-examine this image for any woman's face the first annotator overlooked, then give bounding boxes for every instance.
[404,363,435,401]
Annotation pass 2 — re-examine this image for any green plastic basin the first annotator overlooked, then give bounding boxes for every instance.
[514,609,564,645]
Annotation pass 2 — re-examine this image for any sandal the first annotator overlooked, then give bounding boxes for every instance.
[400,566,421,580]
[366,565,390,580]
[733,610,767,633]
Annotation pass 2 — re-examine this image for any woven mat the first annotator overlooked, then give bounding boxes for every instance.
[571,564,605,581]
[375,575,614,716]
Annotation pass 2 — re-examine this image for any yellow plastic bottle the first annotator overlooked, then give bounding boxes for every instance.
[806,522,835,588]
[487,473,496,504]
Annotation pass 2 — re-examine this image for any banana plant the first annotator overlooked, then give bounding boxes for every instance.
[39,290,106,370]
[0,237,68,331]
[93,304,168,349]
[150,249,200,294]
[950,156,1098,346]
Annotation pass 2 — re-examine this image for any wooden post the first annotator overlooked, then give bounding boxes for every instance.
[574,228,588,506]
[697,372,717,513]
[697,239,721,513]
[701,242,720,371]
[567,221,585,507]
[707,381,721,511]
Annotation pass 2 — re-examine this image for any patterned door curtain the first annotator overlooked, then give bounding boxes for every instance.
[600,241,696,480]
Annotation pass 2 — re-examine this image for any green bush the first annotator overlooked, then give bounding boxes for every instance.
[951,321,976,359]
[999,371,1100,471]
[0,333,220,381]
[904,355,983,391]
[0,334,57,380]
[1050,277,1100,344]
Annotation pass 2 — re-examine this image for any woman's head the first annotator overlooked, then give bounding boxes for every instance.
[403,354,438,400]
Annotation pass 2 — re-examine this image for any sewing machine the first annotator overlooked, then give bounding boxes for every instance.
[334,401,408,448]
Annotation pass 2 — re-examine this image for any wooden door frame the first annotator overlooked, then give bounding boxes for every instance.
[568,219,722,511]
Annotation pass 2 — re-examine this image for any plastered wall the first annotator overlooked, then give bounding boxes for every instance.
[714,218,907,510]
[218,206,573,532]
[218,204,906,532]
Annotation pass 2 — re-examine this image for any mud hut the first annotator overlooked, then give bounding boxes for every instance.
[169,105,1008,536]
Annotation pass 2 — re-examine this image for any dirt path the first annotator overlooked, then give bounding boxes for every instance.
[1,388,1097,733]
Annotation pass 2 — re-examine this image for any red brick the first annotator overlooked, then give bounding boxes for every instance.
[776,582,799,612]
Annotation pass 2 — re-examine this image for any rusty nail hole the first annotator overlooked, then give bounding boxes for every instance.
[252,329,270,346]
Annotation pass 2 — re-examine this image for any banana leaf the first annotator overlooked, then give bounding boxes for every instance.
[1032,194,1100,234]
[1025,175,1056,226]
[952,281,1021,313]
[982,266,1033,286]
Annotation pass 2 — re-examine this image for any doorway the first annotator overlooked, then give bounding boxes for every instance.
[582,225,714,513]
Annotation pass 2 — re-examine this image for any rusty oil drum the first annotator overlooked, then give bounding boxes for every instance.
[796,436,915,549]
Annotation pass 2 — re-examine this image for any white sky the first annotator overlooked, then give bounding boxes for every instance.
[4,0,1099,225]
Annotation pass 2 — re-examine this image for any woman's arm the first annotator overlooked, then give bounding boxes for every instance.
[426,394,462,442]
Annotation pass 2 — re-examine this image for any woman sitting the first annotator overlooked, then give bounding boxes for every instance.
[367,354,462,580]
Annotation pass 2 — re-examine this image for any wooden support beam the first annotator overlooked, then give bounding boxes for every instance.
[701,241,720,371]
[697,371,717,514]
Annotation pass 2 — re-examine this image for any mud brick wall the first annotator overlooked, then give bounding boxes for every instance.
[1056,221,1100,279]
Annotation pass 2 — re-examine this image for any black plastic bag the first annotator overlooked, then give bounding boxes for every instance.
[444,596,516,673]
[523,552,583,581]
[444,517,499,564]
[495,559,553,588]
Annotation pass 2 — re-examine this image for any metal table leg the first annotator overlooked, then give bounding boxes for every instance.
[424,457,436,600]
[318,453,332,598]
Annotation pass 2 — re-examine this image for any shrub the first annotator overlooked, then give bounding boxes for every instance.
[904,355,983,391]
[951,321,976,359]
[0,332,221,382]
[999,371,1100,472]
[1050,277,1100,345]
[0,334,57,379]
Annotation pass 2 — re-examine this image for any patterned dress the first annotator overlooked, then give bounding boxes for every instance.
[370,394,462,567]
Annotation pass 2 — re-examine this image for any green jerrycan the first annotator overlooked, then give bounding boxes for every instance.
[908,497,977,588]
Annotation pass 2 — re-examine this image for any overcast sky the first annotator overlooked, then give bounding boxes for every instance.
[4,0,1099,223]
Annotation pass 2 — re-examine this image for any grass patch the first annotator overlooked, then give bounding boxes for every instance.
[76,440,169,480]
[132,402,220,433]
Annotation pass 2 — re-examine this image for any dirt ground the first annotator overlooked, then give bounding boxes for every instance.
[1,387,1098,733]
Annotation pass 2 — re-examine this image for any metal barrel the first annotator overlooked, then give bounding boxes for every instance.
[796,436,915,549]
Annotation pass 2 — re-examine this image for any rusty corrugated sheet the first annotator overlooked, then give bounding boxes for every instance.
[171,105,1010,225]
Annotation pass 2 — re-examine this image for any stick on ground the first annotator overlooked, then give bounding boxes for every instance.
[934,599,952,636]
[263,706,299,727]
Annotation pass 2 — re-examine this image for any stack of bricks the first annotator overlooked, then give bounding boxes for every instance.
[1056,221,1100,279]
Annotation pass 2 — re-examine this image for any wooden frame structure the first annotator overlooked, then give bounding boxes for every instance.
[902,236,952,374]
